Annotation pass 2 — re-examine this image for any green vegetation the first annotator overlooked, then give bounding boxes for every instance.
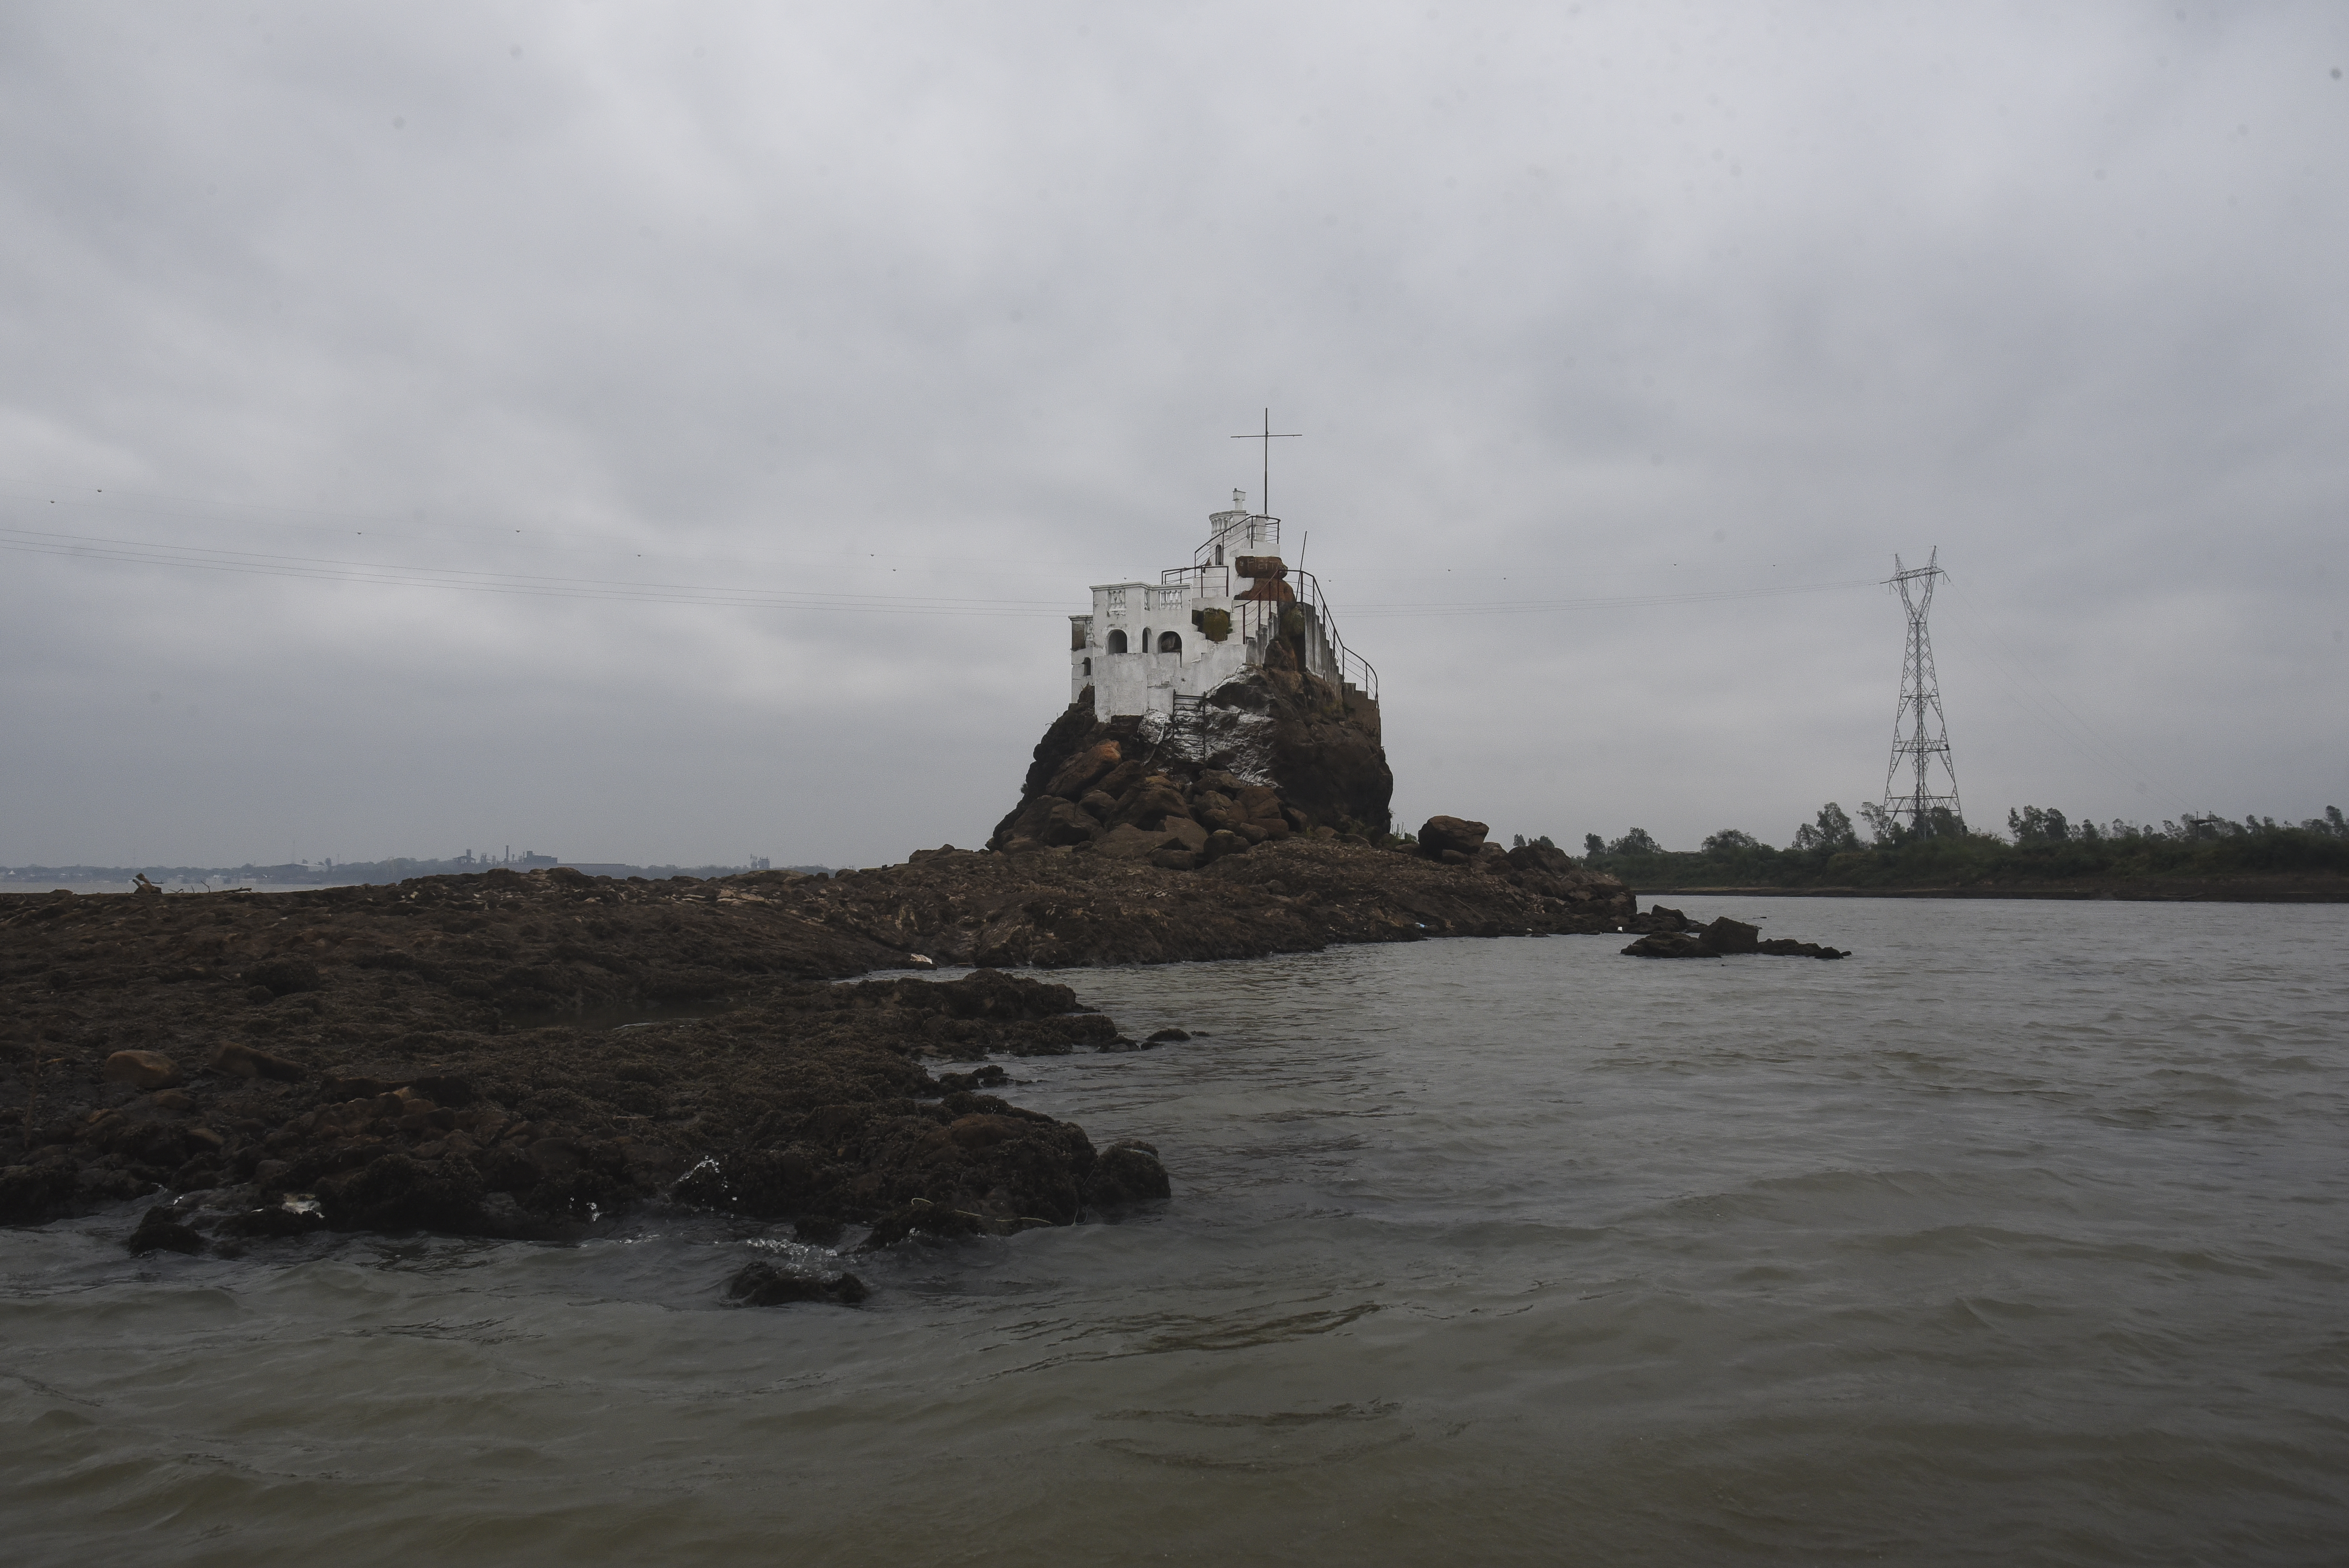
[1556,805,2349,890]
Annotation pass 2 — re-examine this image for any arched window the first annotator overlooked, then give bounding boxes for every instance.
[1157,630,1183,653]
[1106,629,1128,654]
[1081,657,1092,676]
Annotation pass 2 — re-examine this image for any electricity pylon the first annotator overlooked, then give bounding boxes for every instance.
[1882,548,1962,833]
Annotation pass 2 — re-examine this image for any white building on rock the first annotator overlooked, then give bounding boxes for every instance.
[1069,490,1377,723]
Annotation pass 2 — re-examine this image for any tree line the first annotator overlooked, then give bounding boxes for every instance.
[1538,804,2349,888]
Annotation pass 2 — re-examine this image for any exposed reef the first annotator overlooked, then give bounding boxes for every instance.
[0,869,1168,1248]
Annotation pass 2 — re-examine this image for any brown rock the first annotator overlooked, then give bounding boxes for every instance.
[1236,784,1283,822]
[1161,817,1209,853]
[1094,824,1173,861]
[205,1041,306,1081]
[1199,829,1251,863]
[1038,800,1103,848]
[1117,777,1193,830]
[102,1050,183,1090]
[1044,741,1122,801]
[1419,816,1490,858]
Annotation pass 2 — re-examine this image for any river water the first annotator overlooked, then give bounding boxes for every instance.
[6,898,2347,1565]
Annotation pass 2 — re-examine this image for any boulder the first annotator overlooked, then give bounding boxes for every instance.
[726,1260,869,1307]
[1088,1141,1172,1209]
[1038,800,1102,848]
[1117,776,1193,830]
[102,1049,183,1090]
[1419,815,1489,858]
[126,1205,206,1255]
[1699,916,1760,954]
[1160,817,1209,853]
[1044,741,1122,801]
[1199,829,1250,864]
[1622,931,1716,958]
[1094,824,1174,861]
[1758,938,1849,959]
[205,1041,306,1081]
[1470,842,1509,873]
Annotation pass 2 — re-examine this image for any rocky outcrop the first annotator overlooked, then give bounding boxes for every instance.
[0,872,1169,1244]
[1623,915,1847,959]
[991,670,1394,863]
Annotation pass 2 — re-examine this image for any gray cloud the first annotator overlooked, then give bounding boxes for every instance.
[3,2,2344,867]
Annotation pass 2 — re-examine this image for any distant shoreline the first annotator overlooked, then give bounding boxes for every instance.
[1634,878,2349,904]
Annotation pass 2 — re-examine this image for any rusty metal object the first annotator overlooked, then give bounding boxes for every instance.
[1233,554,1286,580]
[1236,579,1296,603]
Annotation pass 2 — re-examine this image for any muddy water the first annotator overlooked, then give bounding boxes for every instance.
[6,898,2346,1565]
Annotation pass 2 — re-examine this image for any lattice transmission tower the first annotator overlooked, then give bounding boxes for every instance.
[1882,548,1962,833]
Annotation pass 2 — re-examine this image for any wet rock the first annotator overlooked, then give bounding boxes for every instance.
[1758,938,1849,959]
[726,1260,870,1306]
[217,1199,329,1239]
[1089,1141,1171,1209]
[1144,1028,1191,1043]
[126,1205,206,1256]
[1621,931,1717,958]
[1699,917,1760,954]
[205,1041,307,1081]
[102,1049,183,1089]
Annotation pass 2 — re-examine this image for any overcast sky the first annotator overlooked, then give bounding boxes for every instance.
[3,2,2344,869]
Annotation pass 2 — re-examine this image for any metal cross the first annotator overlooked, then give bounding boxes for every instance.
[1231,409,1301,519]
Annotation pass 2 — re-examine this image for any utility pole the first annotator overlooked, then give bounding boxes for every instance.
[1882,548,1962,834]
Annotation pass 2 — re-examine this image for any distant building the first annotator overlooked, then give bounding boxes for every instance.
[1070,491,1374,720]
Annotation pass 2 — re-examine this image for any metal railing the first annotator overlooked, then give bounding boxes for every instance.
[1146,515,1378,705]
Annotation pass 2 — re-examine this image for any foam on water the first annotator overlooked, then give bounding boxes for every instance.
[4,897,2347,1565]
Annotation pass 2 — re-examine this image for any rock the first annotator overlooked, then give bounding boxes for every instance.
[1038,799,1102,848]
[726,1260,870,1306]
[1419,816,1489,858]
[1044,740,1123,801]
[243,956,322,996]
[1095,823,1174,861]
[1758,938,1849,959]
[205,1041,307,1081]
[1144,1028,1191,1043]
[1160,817,1209,853]
[1117,777,1193,831]
[1149,847,1199,871]
[1621,931,1716,958]
[1089,1141,1171,1208]
[1199,829,1251,864]
[102,1049,183,1090]
[126,1205,206,1256]
[218,1199,329,1239]
[1470,842,1509,873]
[1699,917,1760,954]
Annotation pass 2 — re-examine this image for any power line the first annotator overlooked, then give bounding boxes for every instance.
[1343,577,1880,617]
[0,525,1068,616]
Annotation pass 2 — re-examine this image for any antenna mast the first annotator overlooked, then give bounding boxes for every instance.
[1882,548,1962,834]
[1231,408,1301,518]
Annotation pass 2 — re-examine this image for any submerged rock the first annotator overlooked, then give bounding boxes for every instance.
[726,1260,869,1307]
[1623,916,1848,960]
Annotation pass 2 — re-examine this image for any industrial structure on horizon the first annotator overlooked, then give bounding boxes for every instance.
[1882,548,1963,833]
